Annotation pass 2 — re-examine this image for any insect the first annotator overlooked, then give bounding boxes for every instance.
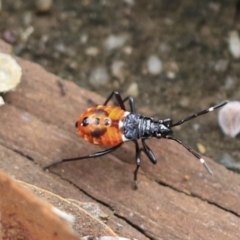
[44,91,228,189]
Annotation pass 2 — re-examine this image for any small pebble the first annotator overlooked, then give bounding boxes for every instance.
[208,2,220,12]
[159,42,170,54]
[224,76,234,90]
[111,60,125,79]
[220,153,240,170]
[80,33,88,44]
[89,67,109,88]
[196,143,206,154]
[123,0,135,6]
[41,35,49,44]
[166,71,176,79]
[23,12,33,25]
[104,34,128,51]
[55,43,66,53]
[68,61,78,70]
[2,30,17,44]
[21,26,34,42]
[85,46,99,56]
[164,18,174,26]
[218,101,240,137]
[35,0,53,12]
[228,31,240,59]
[99,212,109,222]
[214,59,229,72]
[192,123,200,131]
[122,46,132,55]
[179,97,190,108]
[147,55,162,75]
[125,82,139,97]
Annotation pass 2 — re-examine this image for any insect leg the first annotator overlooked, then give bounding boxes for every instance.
[164,135,213,174]
[104,91,137,112]
[133,140,143,189]
[142,139,157,164]
[123,96,136,113]
[44,143,123,170]
[103,91,126,110]
[171,101,228,127]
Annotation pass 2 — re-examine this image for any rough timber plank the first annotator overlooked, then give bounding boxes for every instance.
[0,171,81,240]
[0,41,148,240]
[1,39,240,239]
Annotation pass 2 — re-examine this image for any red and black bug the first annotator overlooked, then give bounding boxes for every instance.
[44,91,228,189]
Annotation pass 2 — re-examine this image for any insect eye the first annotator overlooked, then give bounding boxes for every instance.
[82,117,90,127]
[104,118,110,126]
[95,118,100,125]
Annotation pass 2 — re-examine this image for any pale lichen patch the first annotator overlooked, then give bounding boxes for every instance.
[0,52,22,92]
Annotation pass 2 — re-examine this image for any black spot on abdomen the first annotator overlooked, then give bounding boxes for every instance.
[91,128,107,138]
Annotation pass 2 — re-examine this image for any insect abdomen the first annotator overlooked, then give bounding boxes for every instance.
[76,105,127,146]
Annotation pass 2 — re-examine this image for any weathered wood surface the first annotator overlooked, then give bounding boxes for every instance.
[1,39,240,240]
[0,171,82,240]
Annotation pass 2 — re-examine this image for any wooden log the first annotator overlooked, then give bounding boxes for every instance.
[0,39,240,240]
[0,170,82,240]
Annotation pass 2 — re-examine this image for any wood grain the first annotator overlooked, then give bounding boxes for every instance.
[0,39,240,240]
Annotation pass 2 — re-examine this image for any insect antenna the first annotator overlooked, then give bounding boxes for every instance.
[165,135,213,174]
[165,101,228,174]
[170,101,228,127]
